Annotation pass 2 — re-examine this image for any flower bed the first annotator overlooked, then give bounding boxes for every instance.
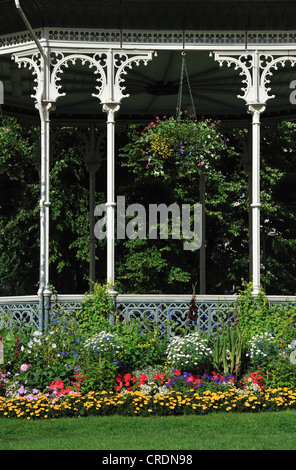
[1,386,296,420]
[1,282,296,419]
[0,367,296,419]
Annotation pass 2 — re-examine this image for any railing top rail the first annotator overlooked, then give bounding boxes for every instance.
[0,295,40,302]
[0,294,295,303]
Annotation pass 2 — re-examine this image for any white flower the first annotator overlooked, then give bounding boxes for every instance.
[33,331,42,337]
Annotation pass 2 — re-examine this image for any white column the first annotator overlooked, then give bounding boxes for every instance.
[102,103,120,291]
[248,103,265,295]
[37,49,55,327]
[36,100,54,327]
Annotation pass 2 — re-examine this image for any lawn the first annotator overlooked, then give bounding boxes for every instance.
[1,411,296,451]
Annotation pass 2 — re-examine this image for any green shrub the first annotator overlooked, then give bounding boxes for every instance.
[78,357,118,394]
[264,354,296,389]
[246,332,279,368]
[76,283,114,336]
[116,316,168,371]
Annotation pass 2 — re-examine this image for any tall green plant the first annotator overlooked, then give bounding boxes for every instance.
[76,283,114,336]
[211,308,244,379]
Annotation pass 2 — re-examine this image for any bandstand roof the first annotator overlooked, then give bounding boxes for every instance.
[1,0,296,124]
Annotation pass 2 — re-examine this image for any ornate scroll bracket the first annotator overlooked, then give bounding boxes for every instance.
[50,49,153,107]
[214,50,296,106]
[12,48,153,109]
[12,52,43,104]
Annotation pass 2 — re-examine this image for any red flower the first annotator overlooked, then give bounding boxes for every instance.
[124,373,132,386]
[139,374,147,384]
[154,372,166,385]
[244,370,265,391]
[174,370,181,376]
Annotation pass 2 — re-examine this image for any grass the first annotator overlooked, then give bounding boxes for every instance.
[1,411,296,450]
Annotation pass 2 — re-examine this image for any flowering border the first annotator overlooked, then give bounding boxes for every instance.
[1,386,296,419]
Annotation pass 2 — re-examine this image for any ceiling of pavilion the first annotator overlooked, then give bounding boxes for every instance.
[1,0,296,124]
[1,0,296,34]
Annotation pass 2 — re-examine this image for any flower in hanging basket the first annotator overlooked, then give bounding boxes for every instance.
[120,114,232,181]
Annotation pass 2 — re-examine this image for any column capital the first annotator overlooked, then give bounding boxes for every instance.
[35,99,56,118]
[102,102,121,121]
[247,103,266,123]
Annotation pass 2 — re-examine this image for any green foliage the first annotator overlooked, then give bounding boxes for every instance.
[264,354,296,389]
[77,357,118,394]
[116,317,168,371]
[246,332,279,368]
[76,283,114,336]
[0,118,39,294]
[211,313,244,378]
[0,117,33,169]
[236,281,296,347]
[3,117,296,295]
[116,239,170,294]
[117,115,248,294]
[1,312,80,393]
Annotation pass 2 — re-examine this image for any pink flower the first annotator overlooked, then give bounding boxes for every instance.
[20,364,29,372]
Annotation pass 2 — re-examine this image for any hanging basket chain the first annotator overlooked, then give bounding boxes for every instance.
[176,52,196,121]
[176,54,185,121]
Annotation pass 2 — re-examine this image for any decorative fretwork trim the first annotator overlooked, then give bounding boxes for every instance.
[2,28,296,52]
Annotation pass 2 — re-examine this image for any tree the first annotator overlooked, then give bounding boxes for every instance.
[117,115,248,294]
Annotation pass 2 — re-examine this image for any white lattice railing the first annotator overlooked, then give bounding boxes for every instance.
[1,294,295,336]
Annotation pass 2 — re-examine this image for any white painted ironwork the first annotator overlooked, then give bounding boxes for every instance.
[3,29,296,53]
[1,295,295,338]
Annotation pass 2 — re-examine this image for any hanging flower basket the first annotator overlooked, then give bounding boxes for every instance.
[120,114,231,181]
